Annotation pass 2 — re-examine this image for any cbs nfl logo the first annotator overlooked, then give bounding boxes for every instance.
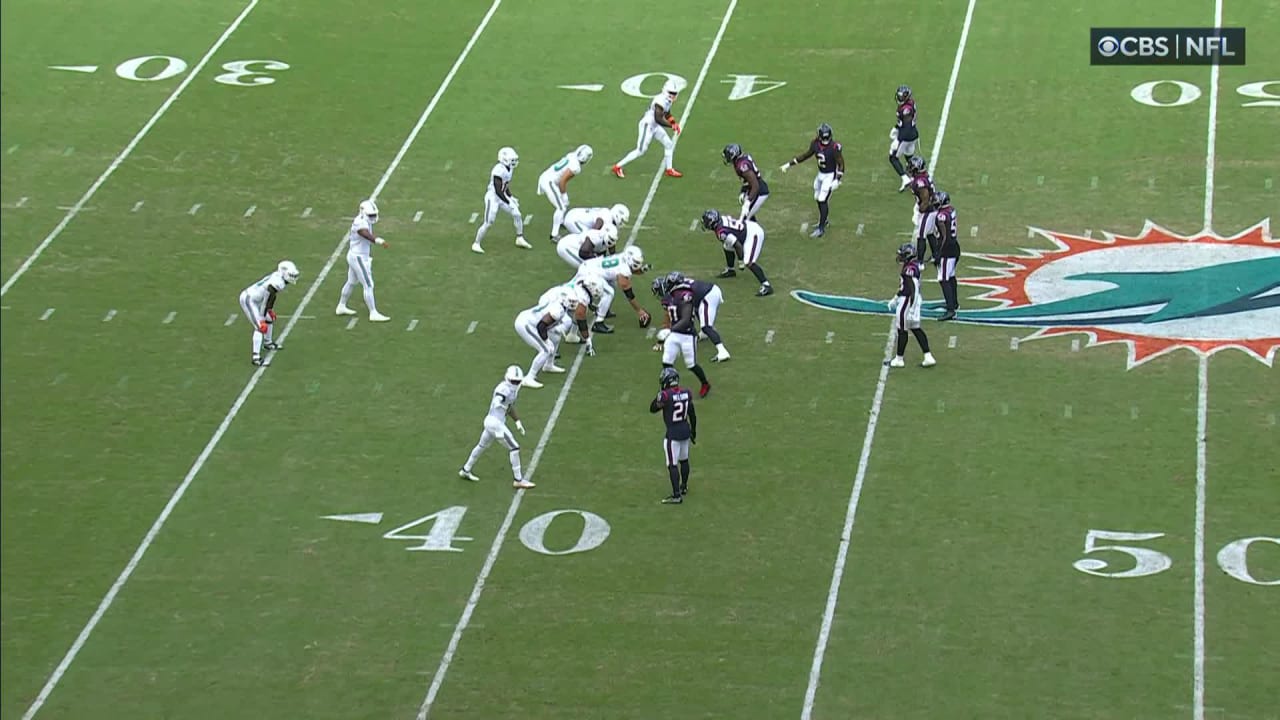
[1091,27,1246,65]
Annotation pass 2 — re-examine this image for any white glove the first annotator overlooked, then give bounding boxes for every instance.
[889,128,899,141]
[831,179,841,191]
[585,338,596,356]
[887,296,902,311]
[779,163,790,173]
[738,192,747,205]
[515,420,526,435]
[656,328,671,342]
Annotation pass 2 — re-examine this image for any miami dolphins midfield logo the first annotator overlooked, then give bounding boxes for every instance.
[792,220,1279,368]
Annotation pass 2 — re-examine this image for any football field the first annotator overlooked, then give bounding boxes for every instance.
[1,0,1276,717]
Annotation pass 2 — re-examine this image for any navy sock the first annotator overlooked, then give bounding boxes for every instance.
[690,364,709,385]
[748,264,769,284]
[817,200,829,228]
[667,464,681,496]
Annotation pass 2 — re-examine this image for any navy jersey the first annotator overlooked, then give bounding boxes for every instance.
[733,154,769,196]
[896,100,919,141]
[899,259,923,302]
[662,288,696,334]
[909,171,935,209]
[650,387,696,440]
[689,279,715,306]
[810,139,843,175]
[714,215,748,249]
[935,205,961,257]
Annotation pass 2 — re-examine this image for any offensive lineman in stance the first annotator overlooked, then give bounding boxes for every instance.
[649,367,697,504]
[459,365,536,489]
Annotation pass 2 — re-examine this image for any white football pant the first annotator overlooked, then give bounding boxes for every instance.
[515,309,555,379]
[474,190,524,247]
[662,331,697,368]
[615,121,675,170]
[462,415,523,481]
[556,236,586,268]
[536,173,569,238]
[339,253,381,314]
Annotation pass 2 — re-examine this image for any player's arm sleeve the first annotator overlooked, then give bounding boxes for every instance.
[265,287,278,311]
[649,393,662,413]
[536,315,554,340]
[835,149,846,177]
[747,173,761,197]
[357,227,377,242]
[791,148,815,165]
[688,402,697,437]
[491,175,509,201]
[653,104,671,127]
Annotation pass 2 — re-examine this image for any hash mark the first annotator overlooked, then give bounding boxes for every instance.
[688,219,699,231]
[373,382,383,394]
[947,335,957,348]
[16,196,29,208]
[465,320,478,334]
[523,214,533,225]
[407,319,419,331]
[103,309,117,322]
[229,150,239,164]
[225,313,237,326]
[468,213,478,224]
[243,205,256,218]
[1070,339,1080,352]
[162,311,176,324]
[1063,404,1073,419]
[173,151,185,163]
[1035,175,1044,186]
[51,373,67,386]
[765,329,775,344]
[1084,229,1093,238]
[869,170,879,182]
[1147,177,1156,189]
[345,317,358,330]
[1090,176,1099,189]
[188,203,202,216]
[1009,337,1019,350]
[969,225,978,237]
[809,397,820,410]
[999,402,1009,416]
[6,145,18,154]
[1027,227,1036,238]
[1267,413,1275,427]
[645,326,656,339]
[1131,406,1140,420]
[936,399,945,413]
[131,201,144,213]
[413,211,423,223]
[745,395,755,407]
[40,308,55,321]
[855,223,864,236]
[801,223,809,233]
[1264,178,1272,191]
[301,207,312,218]
[432,383,446,397]
[619,391,630,403]
[443,160,453,172]
[979,173,988,185]
[116,375,129,389]
[62,146,75,157]
[824,331,834,344]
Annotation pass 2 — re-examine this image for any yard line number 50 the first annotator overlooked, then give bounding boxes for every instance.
[1130,80,1279,107]
[1073,529,1279,586]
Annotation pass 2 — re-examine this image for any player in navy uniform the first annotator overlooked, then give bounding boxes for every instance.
[889,243,936,368]
[655,271,731,362]
[780,123,846,237]
[889,85,921,192]
[723,143,769,222]
[700,209,773,297]
[905,156,938,247]
[650,367,697,504]
[655,279,713,397]
[925,190,960,320]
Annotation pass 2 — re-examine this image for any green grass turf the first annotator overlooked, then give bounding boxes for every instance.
[1,0,1275,718]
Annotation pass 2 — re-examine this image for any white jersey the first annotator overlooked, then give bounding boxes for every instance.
[541,153,582,183]
[485,379,520,424]
[527,295,568,324]
[642,91,674,126]
[541,281,590,309]
[487,163,513,196]
[347,214,375,256]
[242,271,286,306]
[576,255,632,285]
[563,206,612,233]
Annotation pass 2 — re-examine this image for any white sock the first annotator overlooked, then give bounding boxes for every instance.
[362,287,378,314]
[464,444,484,471]
[474,222,491,245]
[551,208,566,237]
[252,330,264,355]
[715,343,727,354]
[662,147,674,170]
[264,323,274,344]
[529,350,551,378]
[340,281,355,306]
[508,449,523,480]
[617,149,642,168]
[512,212,524,235]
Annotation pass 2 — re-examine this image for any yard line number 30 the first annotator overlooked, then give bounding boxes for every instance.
[1073,529,1279,586]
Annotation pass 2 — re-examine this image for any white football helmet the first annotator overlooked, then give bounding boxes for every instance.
[663,79,681,96]
[575,144,593,164]
[504,365,524,384]
[622,245,647,272]
[359,199,379,223]
[578,274,606,305]
[560,291,581,311]
[602,223,619,248]
[610,203,630,227]
[277,260,300,284]
[498,146,519,169]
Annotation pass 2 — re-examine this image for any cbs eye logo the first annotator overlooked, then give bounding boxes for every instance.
[1097,35,1121,57]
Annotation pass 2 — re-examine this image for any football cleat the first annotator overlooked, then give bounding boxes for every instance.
[252,356,270,367]
[889,356,906,368]
[521,376,544,389]
[679,483,688,495]
[515,236,532,249]
[459,469,480,482]
[591,321,614,334]
[335,304,357,316]
[369,312,391,322]
[756,285,774,297]
[263,341,282,351]
[699,383,711,398]
[513,479,536,489]
[611,164,625,178]
[898,175,911,192]
[543,363,566,374]
[471,242,485,254]
[939,309,957,321]
[810,226,826,238]
[717,268,737,278]
[661,494,684,504]
[921,353,937,368]
[713,349,731,362]
[664,168,683,178]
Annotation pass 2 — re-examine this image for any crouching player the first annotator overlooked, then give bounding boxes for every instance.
[650,367,696,504]
[458,365,535,489]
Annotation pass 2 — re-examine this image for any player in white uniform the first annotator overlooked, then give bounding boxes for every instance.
[563,203,630,235]
[458,365,535,489]
[556,225,618,269]
[239,260,300,366]
[537,144,593,241]
[473,146,530,254]
[889,243,936,368]
[513,290,582,389]
[336,199,390,321]
[612,80,684,178]
[572,246,651,333]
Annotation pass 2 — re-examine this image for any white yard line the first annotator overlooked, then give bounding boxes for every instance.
[16,3,505,718]
[0,0,261,298]
[416,1,740,716]
[800,1,977,717]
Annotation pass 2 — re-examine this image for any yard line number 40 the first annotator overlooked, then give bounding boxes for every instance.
[1073,529,1279,586]
[383,506,610,556]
